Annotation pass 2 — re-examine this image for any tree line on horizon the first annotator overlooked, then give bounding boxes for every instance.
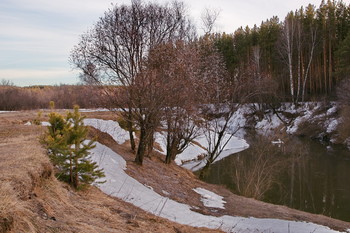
[0,84,101,110]
[212,0,350,103]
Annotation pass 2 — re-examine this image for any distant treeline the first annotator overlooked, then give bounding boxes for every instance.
[211,0,350,102]
[0,85,101,110]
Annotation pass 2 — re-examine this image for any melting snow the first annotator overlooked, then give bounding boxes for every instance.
[154,131,249,171]
[79,108,109,112]
[327,119,339,134]
[41,121,51,126]
[193,187,226,209]
[84,118,130,144]
[90,142,342,233]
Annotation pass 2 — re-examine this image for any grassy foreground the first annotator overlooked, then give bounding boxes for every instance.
[1,110,349,232]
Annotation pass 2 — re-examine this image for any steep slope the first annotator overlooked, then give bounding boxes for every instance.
[0,112,218,233]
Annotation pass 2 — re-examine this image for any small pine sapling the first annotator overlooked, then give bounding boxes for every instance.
[65,105,105,188]
[42,105,104,189]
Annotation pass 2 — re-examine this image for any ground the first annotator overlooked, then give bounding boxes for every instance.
[1,110,350,232]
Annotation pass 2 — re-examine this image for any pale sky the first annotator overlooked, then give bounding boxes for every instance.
[0,0,344,86]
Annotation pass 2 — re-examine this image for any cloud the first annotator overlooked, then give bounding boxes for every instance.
[0,0,328,86]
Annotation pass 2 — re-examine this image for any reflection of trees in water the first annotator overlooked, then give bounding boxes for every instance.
[280,138,312,210]
[201,133,350,221]
[228,135,288,200]
[226,135,318,206]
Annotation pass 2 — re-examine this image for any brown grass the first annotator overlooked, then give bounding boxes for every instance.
[0,111,218,233]
[1,110,350,232]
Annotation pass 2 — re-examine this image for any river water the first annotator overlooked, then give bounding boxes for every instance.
[200,134,350,222]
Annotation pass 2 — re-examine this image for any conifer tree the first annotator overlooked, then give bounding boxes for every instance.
[42,105,104,189]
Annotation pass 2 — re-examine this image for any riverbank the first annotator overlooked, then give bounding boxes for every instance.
[1,110,350,232]
[90,118,350,232]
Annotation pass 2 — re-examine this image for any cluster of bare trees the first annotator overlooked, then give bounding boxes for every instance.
[0,84,101,110]
[70,0,254,166]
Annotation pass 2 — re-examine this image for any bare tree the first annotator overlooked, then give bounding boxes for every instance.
[201,8,221,35]
[301,24,317,102]
[70,0,195,165]
[0,79,14,86]
[195,38,255,176]
[280,13,296,103]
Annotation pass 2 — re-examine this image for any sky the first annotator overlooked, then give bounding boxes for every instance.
[0,0,345,86]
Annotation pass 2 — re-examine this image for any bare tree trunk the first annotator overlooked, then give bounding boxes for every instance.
[302,28,316,102]
[323,38,328,94]
[328,37,332,93]
[127,108,136,151]
[146,129,154,157]
[284,18,295,103]
[135,126,147,165]
[296,22,302,103]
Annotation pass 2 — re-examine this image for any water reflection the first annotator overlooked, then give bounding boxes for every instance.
[200,134,350,222]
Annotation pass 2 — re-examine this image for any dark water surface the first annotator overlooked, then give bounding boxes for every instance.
[200,135,350,222]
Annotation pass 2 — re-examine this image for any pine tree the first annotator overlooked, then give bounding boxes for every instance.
[42,105,104,189]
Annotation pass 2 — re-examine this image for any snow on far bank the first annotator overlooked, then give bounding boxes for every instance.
[327,119,339,134]
[0,111,16,113]
[41,121,51,126]
[90,141,342,233]
[84,118,130,144]
[79,108,109,113]
[255,113,283,133]
[193,187,226,209]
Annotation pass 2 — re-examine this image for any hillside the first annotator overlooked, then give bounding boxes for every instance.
[1,110,350,232]
[0,111,217,233]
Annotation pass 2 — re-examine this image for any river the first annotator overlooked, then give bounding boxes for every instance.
[200,134,350,222]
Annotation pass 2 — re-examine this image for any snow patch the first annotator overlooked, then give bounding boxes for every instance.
[154,130,249,171]
[193,187,226,209]
[255,114,282,132]
[326,119,339,134]
[79,108,109,112]
[24,121,32,126]
[286,109,313,134]
[84,118,130,144]
[41,121,51,126]
[178,134,249,171]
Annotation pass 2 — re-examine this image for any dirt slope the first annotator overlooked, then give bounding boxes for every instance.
[0,111,218,233]
[1,110,350,232]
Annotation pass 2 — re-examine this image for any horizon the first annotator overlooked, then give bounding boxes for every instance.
[0,0,343,87]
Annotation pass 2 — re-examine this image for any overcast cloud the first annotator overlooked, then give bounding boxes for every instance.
[0,0,344,86]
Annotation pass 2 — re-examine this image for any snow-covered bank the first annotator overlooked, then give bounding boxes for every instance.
[90,141,342,233]
[153,131,249,171]
[193,187,226,209]
[0,111,16,113]
[79,108,109,112]
[85,118,249,171]
[225,102,342,144]
[84,118,130,144]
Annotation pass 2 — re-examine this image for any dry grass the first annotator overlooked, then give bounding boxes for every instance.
[1,110,350,233]
[0,111,218,233]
